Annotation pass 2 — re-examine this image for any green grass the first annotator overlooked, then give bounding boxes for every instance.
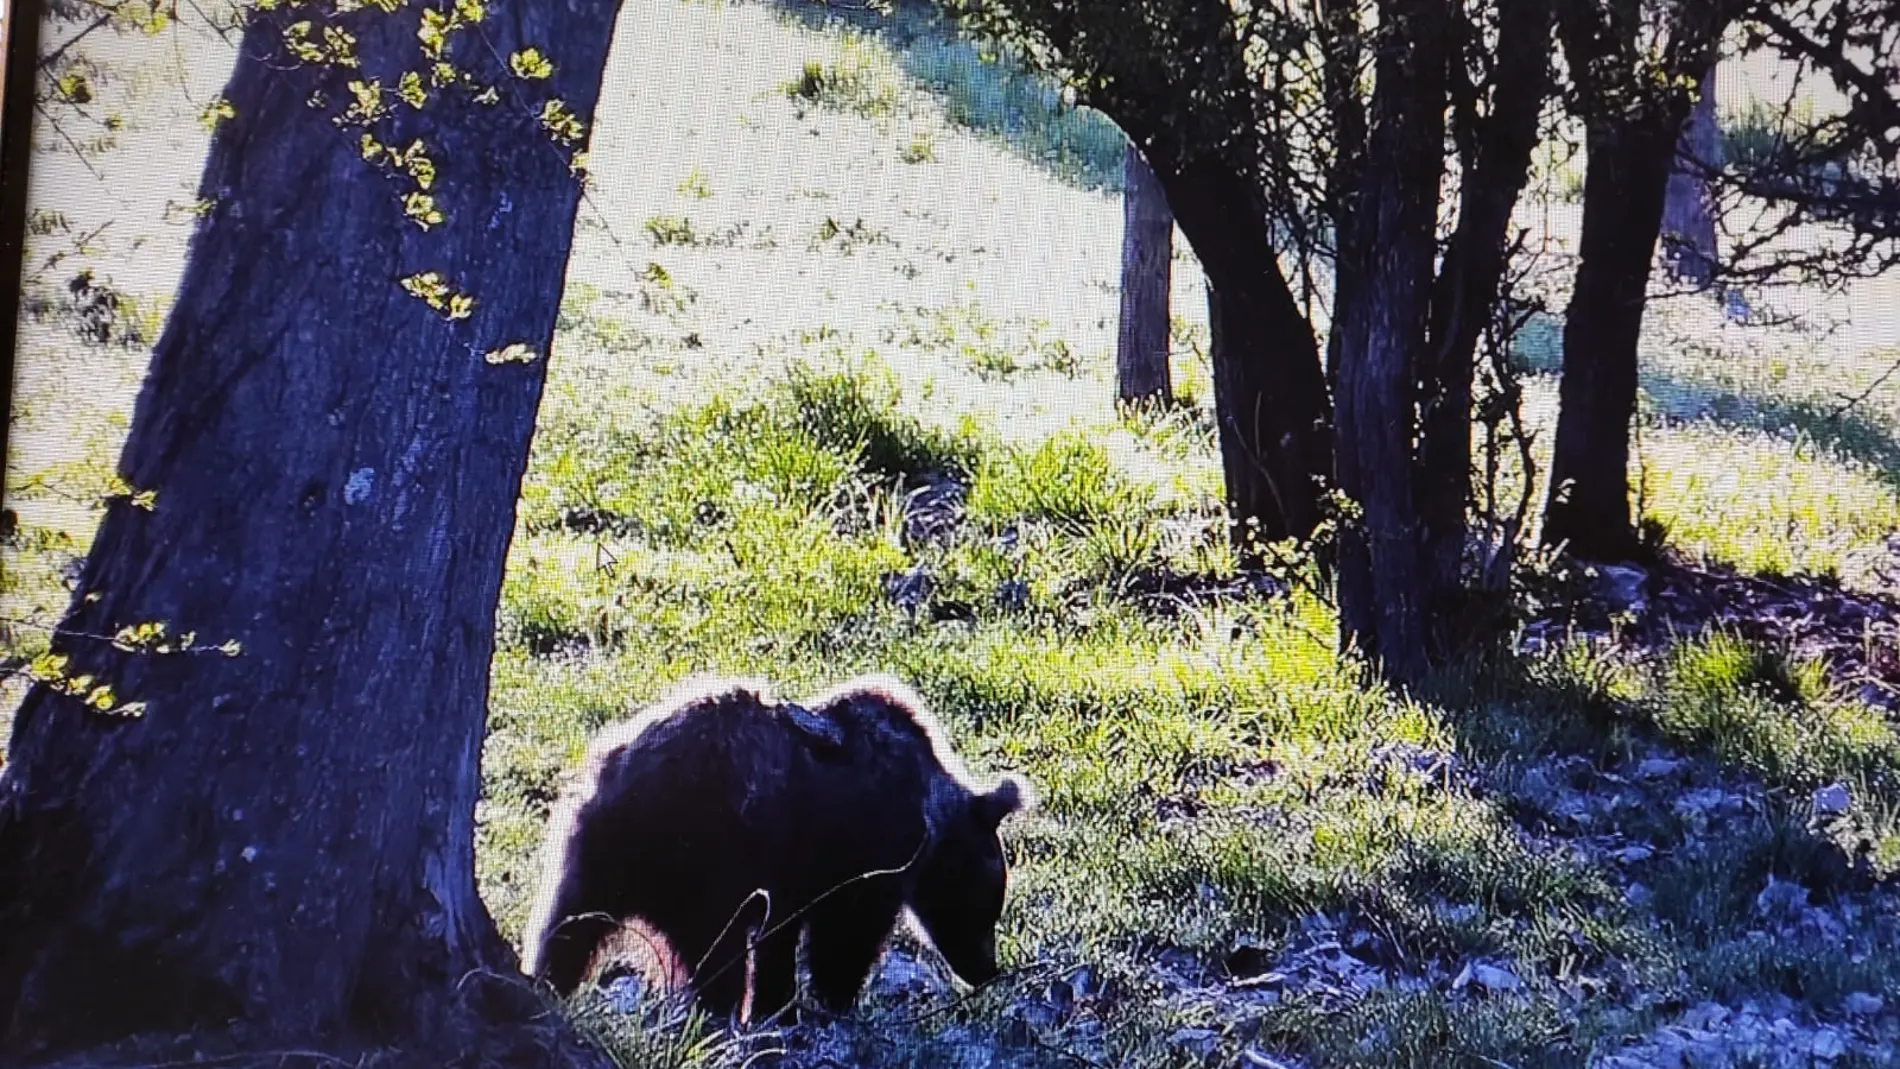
[8,3,1900,1067]
[771,0,1127,190]
[463,336,1900,1066]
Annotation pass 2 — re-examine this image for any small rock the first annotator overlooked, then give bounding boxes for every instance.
[880,565,933,613]
[1843,992,1885,1016]
[1755,876,1810,921]
[1007,996,1063,1032]
[1474,963,1522,992]
[1239,1049,1298,1069]
[1168,1027,1221,1061]
[901,477,966,546]
[1594,564,1650,614]
[1451,960,1521,993]
[1813,782,1853,818]
[602,974,644,1013]
[1636,757,1685,780]
[1436,902,1481,925]
[1045,979,1074,1015]
[1811,1028,1847,1060]
[994,579,1030,612]
[1614,844,1656,864]
[1067,965,1102,999]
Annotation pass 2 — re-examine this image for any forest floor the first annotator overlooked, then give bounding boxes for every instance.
[5,0,1900,1066]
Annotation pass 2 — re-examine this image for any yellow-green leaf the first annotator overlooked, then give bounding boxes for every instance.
[484,343,540,365]
[510,48,553,79]
[200,96,236,132]
[404,192,445,230]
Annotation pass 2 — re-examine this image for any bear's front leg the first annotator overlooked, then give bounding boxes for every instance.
[805,889,903,1014]
[685,920,753,1021]
[525,898,623,997]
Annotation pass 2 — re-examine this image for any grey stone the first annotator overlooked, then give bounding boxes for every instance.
[1636,757,1685,780]
[1811,1028,1846,1060]
[1169,1027,1221,1061]
[1594,564,1650,614]
[1812,782,1853,818]
[1843,992,1885,1016]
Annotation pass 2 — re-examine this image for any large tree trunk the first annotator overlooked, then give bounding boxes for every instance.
[1661,64,1722,288]
[1330,0,1449,685]
[1416,0,1556,615]
[1160,154,1333,553]
[1116,141,1174,406]
[1541,116,1685,563]
[1542,0,1739,564]
[0,4,620,1065]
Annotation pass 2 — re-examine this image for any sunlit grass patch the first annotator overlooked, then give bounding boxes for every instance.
[1633,422,1900,586]
[782,27,906,121]
[772,0,1127,190]
[965,432,1152,530]
[1657,630,1900,792]
[774,356,985,480]
[883,294,1088,383]
[895,29,1126,191]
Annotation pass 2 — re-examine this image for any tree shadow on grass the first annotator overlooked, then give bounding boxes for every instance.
[1637,364,1900,495]
[763,0,1129,193]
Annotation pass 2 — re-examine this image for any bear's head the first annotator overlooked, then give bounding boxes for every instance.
[910,775,1029,987]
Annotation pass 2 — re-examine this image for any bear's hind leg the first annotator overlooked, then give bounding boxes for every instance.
[746,925,800,1025]
[806,890,902,1014]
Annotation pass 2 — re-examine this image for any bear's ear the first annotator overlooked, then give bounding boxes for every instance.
[973,775,1030,829]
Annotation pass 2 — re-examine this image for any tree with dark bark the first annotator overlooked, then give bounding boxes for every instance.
[1116,140,1174,407]
[1328,0,1452,683]
[1318,0,1556,675]
[944,0,1557,681]
[0,2,622,1065]
[1540,0,1746,564]
[1415,0,1558,622]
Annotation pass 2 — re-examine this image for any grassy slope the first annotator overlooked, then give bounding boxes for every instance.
[5,2,1900,1066]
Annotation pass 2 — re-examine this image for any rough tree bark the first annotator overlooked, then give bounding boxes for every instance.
[0,3,621,1065]
[1160,151,1333,552]
[1543,0,1738,563]
[1416,0,1556,614]
[1661,64,1722,287]
[1330,0,1449,684]
[1542,119,1680,563]
[1116,140,1174,406]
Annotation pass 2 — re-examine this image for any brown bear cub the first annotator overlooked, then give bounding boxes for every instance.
[520,673,1030,1024]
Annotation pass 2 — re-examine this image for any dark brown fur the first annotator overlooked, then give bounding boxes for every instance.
[519,674,1029,1023]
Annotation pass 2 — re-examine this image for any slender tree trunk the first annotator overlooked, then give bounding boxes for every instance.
[1331,0,1449,685]
[1416,0,1555,613]
[1543,0,1740,563]
[0,4,620,1065]
[1662,64,1722,288]
[1160,154,1333,553]
[1541,116,1683,563]
[1116,141,1174,406]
